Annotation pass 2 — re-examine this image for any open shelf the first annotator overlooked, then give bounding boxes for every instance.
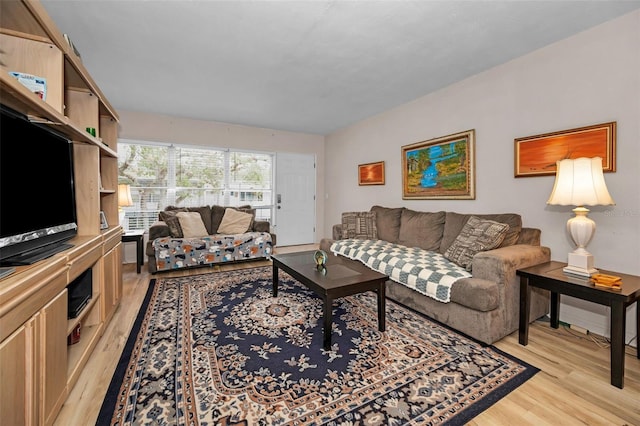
[66,293,100,336]
[66,322,103,387]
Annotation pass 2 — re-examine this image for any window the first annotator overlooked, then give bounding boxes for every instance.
[117,141,273,230]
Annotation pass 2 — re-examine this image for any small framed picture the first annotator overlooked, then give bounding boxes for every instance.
[358,161,385,185]
[100,211,108,230]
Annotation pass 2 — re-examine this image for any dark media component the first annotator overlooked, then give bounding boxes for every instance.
[68,268,92,319]
[0,104,78,266]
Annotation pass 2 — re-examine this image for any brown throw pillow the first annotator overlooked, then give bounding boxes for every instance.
[341,211,377,239]
[444,216,510,271]
[210,205,227,234]
[159,208,187,237]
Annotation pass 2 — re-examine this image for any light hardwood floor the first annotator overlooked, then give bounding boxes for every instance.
[54,245,640,425]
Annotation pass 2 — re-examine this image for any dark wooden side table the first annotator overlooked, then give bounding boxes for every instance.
[122,229,145,273]
[517,261,640,389]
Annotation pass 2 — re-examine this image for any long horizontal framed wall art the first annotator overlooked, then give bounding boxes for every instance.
[358,161,385,185]
[402,129,475,200]
[514,121,616,177]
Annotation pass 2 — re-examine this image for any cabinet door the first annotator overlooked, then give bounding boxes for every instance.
[0,316,38,425]
[102,242,122,322]
[114,242,123,304]
[40,289,68,425]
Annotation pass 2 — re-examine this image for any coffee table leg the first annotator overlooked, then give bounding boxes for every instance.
[272,263,278,297]
[377,281,386,332]
[323,297,333,350]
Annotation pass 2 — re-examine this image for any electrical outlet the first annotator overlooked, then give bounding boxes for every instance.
[570,324,589,334]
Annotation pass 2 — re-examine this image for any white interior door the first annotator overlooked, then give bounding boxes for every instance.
[274,153,316,246]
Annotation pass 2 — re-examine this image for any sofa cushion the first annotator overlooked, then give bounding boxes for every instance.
[159,208,188,237]
[176,211,209,238]
[440,212,522,253]
[217,208,253,234]
[231,206,256,230]
[397,209,445,251]
[444,216,509,271]
[185,206,213,235]
[370,205,404,243]
[162,206,213,235]
[341,211,377,239]
[210,205,251,233]
[210,205,227,234]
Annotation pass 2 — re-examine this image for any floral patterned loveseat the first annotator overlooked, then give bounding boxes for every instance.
[145,205,275,273]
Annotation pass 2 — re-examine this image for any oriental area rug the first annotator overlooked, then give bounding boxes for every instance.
[97,266,537,425]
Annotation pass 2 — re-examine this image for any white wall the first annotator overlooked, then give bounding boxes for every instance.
[117,110,327,247]
[324,11,639,344]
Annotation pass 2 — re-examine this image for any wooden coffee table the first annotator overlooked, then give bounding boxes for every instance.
[272,251,389,350]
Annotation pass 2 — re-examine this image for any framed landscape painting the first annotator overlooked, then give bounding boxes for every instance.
[402,129,475,199]
[514,122,616,177]
[358,161,385,185]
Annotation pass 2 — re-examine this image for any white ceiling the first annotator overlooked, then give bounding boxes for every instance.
[41,0,640,135]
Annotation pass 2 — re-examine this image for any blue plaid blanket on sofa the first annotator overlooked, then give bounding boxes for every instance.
[330,239,471,303]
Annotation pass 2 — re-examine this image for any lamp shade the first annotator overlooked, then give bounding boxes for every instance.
[546,157,615,206]
[118,184,133,207]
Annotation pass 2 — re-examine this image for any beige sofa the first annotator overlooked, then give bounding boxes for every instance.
[320,205,550,344]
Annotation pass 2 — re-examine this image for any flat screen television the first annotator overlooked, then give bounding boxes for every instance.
[0,104,78,265]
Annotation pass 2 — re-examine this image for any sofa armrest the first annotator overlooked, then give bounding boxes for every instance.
[320,238,335,252]
[148,220,170,241]
[332,224,342,240]
[253,220,270,233]
[471,244,551,284]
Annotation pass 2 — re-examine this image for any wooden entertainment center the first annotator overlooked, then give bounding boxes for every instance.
[0,1,123,424]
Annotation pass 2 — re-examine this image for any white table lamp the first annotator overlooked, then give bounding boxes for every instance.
[547,157,615,277]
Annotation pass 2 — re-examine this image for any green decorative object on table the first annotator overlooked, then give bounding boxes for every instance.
[314,250,327,269]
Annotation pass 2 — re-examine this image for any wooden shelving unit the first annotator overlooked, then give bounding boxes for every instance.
[0,2,123,425]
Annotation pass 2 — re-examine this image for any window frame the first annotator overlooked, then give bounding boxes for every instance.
[117,138,275,231]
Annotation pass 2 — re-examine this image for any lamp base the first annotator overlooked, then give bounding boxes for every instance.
[119,209,128,230]
[563,251,598,277]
